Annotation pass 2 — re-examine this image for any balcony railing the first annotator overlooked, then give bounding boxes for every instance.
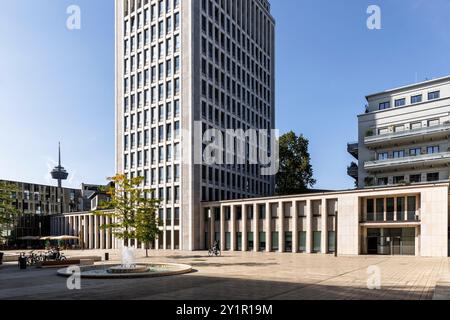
[365,123,450,148]
[365,151,450,171]
[347,142,359,159]
[347,163,358,180]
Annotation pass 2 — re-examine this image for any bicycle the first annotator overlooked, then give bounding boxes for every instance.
[208,246,221,257]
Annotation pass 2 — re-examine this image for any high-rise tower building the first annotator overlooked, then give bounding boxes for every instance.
[115,0,276,250]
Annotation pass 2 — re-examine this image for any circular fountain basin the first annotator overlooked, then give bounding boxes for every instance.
[57,263,193,279]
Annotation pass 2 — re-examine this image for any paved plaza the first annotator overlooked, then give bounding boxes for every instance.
[0,250,449,300]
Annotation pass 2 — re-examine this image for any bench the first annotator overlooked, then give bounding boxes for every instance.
[37,259,95,268]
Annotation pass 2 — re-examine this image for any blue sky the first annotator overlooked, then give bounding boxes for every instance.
[0,0,449,190]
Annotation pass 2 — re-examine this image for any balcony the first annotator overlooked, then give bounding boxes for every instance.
[365,151,450,172]
[365,123,450,148]
[347,142,359,159]
[347,162,358,180]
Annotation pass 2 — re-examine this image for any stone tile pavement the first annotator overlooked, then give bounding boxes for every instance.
[0,250,449,300]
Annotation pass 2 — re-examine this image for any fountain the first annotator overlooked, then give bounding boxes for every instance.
[106,247,148,274]
[57,246,192,279]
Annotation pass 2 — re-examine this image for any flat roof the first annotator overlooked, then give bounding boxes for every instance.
[365,75,450,100]
[202,181,450,206]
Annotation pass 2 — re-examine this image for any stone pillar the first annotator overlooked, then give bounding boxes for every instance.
[265,202,271,252]
[242,205,248,252]
[321,199,328,254]
[199,207,205,250]
[279,201,284,253]
[83,215,88,250]
[415,226,420,257]
[231,205,236,251]
[89,215,94,249]
[106,216,111,249]
[209,207,215,248]
[306,200,312,254]
[220,206,225,252]
[292,201,298,253]
[253,203,259,252]
[94,215,98,249]
[100,216,105,249]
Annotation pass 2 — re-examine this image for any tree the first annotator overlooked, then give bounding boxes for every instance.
[275,131,316,195]
[93,174,160,257]
[0,181,21,246]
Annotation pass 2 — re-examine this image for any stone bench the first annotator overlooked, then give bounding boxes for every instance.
[67,255,102,262]
[37,259,95,268]
[2,255,20,263]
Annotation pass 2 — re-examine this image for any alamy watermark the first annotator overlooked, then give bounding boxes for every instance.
[66,266,81,290]
[66,5,81,30]
[367,265,381,290]
[367,5,382,30]
[193,122,279,176]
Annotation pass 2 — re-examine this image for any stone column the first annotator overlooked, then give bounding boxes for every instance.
[100,216,105,249]
[279,201,284,253]
[242,205,248,252]
[306,200,312,254]
[89,215,94,249]
[253,203,259,252]
[230,205,236,251]
[292,201,298,253]
[199,207,205,250]
[83,215,88,250]
[321,199,328,254]
[94,215,98,249]
[106,216,111,249]
[265,202,271,252]
[220,206,225,252]
[415,226,420,257]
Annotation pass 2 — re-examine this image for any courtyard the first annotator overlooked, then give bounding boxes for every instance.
[0,250,448,300]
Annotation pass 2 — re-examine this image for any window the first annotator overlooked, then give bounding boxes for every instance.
[428,119,439,127]
[411,94,422,104]
[427,172,439,182]
[393,150,405,158]
[378,152,388,161]
[427,146,439,154]
[386,198,394,221]
[376,198,384,221]
[409,174,421,183]
[394,176,405,184]
[397,197,405,221]
[411,122,422,130]
[312,231,321,253]
[379,101,390,110]
[366,199,374,221]
[378,177,388,186]
[428,91,440,100]
[395,98,406,107]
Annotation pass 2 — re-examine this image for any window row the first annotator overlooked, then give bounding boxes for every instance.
[378,91,441,111]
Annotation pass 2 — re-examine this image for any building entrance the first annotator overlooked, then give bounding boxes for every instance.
[367,228,415,256]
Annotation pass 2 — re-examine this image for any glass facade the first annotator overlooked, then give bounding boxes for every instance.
[313,231,321,253]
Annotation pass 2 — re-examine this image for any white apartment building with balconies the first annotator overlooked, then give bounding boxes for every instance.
[349,76,450,188]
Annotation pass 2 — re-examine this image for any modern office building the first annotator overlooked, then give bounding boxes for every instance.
[348,76,450,188]
[115,0,276,250]
[0,179,84,240]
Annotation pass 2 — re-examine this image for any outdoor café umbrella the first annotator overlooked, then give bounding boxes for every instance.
[51,236,79,241]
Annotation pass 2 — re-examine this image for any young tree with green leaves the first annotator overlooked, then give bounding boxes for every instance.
[276,131,316,195]
[92,174,160,256]
[0,181,21,246]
